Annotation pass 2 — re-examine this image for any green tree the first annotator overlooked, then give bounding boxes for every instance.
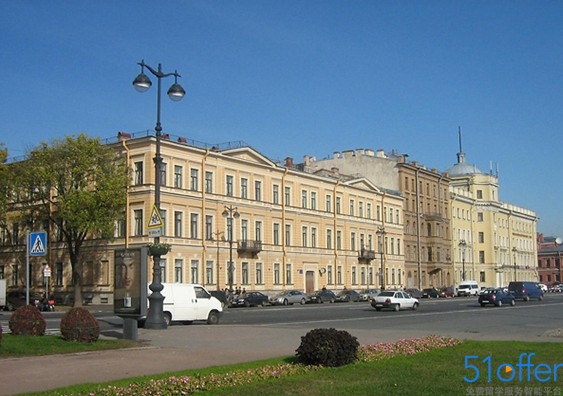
[18,134,129,306]
[0,143,8,227]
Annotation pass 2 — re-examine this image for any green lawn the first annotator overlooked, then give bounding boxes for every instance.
[6,335,561,396]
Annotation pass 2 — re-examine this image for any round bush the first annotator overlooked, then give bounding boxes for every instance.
[296,328,359,367]
[60,307,100,343]
[8,305,46,336]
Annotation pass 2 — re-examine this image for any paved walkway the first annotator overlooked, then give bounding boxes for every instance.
[1,306,563,396]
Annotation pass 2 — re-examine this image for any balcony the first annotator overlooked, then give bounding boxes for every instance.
[358,248,376,262]
[237,240,262,256]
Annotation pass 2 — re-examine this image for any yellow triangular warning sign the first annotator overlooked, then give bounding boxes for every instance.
[148,205,164,228]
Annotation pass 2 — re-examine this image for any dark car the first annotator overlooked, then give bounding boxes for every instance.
[421,288,440,298]
[478,288,516,307]
[308,289,337,303]
[335,290,361,302]
[405,288,422,299]
[6,291,44,311]
[230,291,269,307]
[508,281,543,301]
[439,287,455,298]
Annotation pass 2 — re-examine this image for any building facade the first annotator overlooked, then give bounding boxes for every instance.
[536,234,563,285]
[0,132,405,304]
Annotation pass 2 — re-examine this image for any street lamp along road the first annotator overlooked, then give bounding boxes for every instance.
[133,60,185,330]
[458,240,467,281]
[222,205,240,292]
[376,227,386,290]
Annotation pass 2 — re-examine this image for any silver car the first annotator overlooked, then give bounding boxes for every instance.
[269,290,309,305]
[359,288,380,301]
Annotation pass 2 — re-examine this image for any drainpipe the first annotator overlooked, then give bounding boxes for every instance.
[121,139,130,249]
[281,167,289,286]
[201,149,210,285]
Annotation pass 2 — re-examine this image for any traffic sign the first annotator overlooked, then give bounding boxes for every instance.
[29,231,47,256]
[148,205,164,228]
[43,265,51,278]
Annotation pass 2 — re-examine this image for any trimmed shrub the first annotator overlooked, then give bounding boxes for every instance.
[296,327,359,367]
[60,307,100,343]
[8,305,46,336]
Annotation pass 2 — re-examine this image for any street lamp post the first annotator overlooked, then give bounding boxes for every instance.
[222,205,240,292]
[459,240,467,281]
[376,227,386,290]
[512,247,517,281]
[133,60,185,329]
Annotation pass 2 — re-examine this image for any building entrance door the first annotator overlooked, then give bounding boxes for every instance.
[305,271,315,294]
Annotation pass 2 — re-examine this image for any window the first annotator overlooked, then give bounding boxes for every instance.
[274,263,280,284]
[359,202,363,218]
[255,181,262,201]
[206,260,214,285]
[480,271,486,283]
[284,187,291,205]
[479,251,485,264]
[255,221,262,242]
[336,230,342,250]
[134,209,143,236]
[55,262,63,286]
[190,169,199,191]
[160,162,167,186]
[255,263,263,284]
[273,223,280,245]
[351,266,357,285]
[301,190,307,208]
[273,184,279,204]
[174,259,183,283]
[478,232,484,243]
[241,262,249,284]
[327,265,333,284]
[241,219,248,242]
[174,211,182,237]
[117,217,126,238]
[389,208,393,223]
[311,192,317,210]
[227,217,235,242]
[226,175,234,196]
[134,161,143,185]
[160,259,167,282]
[190,213,198,239]
[190,260,199,283]
[326,194,332,212]
[336,197,341,214]
[160,209,167,235]
[311,227,317,248]
[205,215,213,240]
[350,200,355,216]
[302,226,308,247]
[351,232,356,251]
[241,178,248,198]
[326,229,332,249]
[174,165,183,188]
[285,224,291,246]
[367,203,371,219]
[477,190,483,199]
[202,171,211,194]
[477,212,484,222]
[286,263,292,284]
[337,266,342,285]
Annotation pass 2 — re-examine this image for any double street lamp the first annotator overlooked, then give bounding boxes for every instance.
[222,205,240,292]
[376,227,386,290]
[512,247,518,281]
[459,240,467,281]
[133,60,185,329]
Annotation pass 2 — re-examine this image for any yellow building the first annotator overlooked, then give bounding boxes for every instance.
[447,149,538,288]
[0,132,405,304]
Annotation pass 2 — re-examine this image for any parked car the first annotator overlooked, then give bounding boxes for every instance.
[421,288,440,298]
[455,281,480,297]
[439,287,455,298]
[358,289,380,301]
[405,288,422,299]
[230,291,270,307]
[335,290,361,302]
[478,287,496,296]
[308,289,337,304]
[269,290,309,305]
[371,290,419,311]
[508,281,543,301]
[478,288,516,307]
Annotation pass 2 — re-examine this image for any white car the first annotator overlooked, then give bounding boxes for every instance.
[371,290,419,312]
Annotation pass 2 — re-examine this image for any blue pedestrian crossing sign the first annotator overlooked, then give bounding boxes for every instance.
[29,231,47,256]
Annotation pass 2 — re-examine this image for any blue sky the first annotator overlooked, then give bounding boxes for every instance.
[1,1,562,237]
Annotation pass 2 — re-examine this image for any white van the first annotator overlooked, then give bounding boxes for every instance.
[148,283,223,326]
[455,280,480,297]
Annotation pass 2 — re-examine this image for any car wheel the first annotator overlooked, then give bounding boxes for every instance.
[496,301,503,307]
[244,301,250,308]
[163,312,172,326]
[259,300,265,307]
[510,299,516,306]
[330,298,335,303]
[283,299,289,305]
[300,298,306,305]
[539,295,543,301]
[412,302,418,311]
[524,296,530,302]
[480,303,486,307]
[394,304,400,312]
[207,311,220,325]
[375,308,382,311]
